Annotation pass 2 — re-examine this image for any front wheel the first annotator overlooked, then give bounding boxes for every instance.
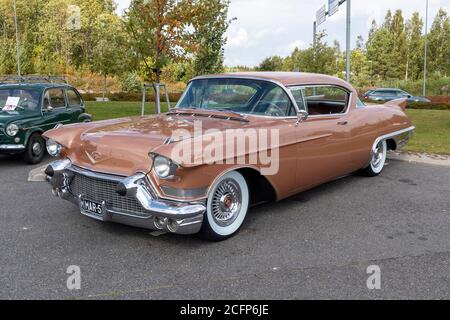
[22,133,45,165]
[361,140,387,177]
[199,171,250,241]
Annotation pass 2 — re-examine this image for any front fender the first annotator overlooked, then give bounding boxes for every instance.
[78,113,92,123]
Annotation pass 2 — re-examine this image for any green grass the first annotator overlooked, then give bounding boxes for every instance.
[404,109,450,155]
[85,101,170,121]
[85,101,450,155]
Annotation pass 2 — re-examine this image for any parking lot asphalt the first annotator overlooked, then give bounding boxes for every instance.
[1,154,450,300]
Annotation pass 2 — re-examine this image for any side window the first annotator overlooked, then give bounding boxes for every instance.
[67,89,82,107]
[255,85,295,117]
[47,89,66,108]
[289,87,307,112]
[304,86,349,116]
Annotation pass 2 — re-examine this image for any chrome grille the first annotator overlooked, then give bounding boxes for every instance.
[69,171,149,217]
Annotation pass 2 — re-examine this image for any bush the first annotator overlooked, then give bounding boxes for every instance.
[119,71,142,92]
[408,102,450,111]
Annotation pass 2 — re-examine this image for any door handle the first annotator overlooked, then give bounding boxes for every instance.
[337,121,348,126]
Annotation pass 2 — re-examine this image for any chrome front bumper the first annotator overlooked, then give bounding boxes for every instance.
[0,144,25,152]
[46,159,206,235]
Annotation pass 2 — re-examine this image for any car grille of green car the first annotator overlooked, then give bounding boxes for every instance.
[69,172,149,218]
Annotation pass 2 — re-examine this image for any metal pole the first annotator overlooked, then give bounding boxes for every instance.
[423,0,429,97]
[164,85,171,110]
[141,85,146,117]
[345,0,351,82]
[13,0,21,78]
[155,83,161,114]
[313,21,317,48]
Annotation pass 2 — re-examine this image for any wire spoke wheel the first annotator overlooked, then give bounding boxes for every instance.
[211,179,242,227]
[201,171,250,241]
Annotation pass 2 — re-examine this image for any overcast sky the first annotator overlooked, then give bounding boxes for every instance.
[115,0,450,67]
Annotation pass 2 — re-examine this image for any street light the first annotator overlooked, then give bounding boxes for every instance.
[13,0,21,78]
[423,0,429,97]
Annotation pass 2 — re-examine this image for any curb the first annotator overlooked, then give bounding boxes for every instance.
[388,151,450,168]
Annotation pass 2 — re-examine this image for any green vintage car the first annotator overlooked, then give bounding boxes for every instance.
[0,78,91,164]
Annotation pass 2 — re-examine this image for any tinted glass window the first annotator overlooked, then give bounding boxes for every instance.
[289,87,307,112]
[67,89,82,107]
[303,86,349,115]
[0,89,40,112]
[255,86,294,117]
[46,89,66,108]
[177,78,294,117]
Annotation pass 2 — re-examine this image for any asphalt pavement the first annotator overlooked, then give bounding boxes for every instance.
[1,154,450,300]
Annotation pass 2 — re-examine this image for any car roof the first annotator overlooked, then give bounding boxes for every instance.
[192,72,354,91]
[373,88,405,92]
[0,83,70,91]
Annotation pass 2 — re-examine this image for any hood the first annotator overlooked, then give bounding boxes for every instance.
[0,111,39,132]
[44,112,254,177]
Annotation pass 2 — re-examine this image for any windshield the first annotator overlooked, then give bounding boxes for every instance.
[176,78,297,117]
[0,89,41,112]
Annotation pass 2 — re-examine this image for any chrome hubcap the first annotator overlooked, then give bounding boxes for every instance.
[32,142,42,156]
[211,179,242,227]
[371,142,385,168]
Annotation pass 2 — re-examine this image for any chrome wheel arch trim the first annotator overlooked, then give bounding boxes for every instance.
[372,126,416,154]
[365,126,415,168]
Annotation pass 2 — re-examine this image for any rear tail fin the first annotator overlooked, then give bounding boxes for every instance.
[384,98,408,111]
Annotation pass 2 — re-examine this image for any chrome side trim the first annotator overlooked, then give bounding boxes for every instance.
[373,126,416,153]
[364,126,415,169]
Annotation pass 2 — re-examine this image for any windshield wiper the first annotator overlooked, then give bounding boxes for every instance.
[215,109,246,118]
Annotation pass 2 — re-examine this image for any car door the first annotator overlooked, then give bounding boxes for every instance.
[41,88,72,131]
[65,87,85,123]
[289,85,361,192]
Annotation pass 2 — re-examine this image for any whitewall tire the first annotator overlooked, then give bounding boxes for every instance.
[199,171,249,241]
[362,140,388,177]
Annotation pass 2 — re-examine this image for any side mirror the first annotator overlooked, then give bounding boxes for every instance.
[44,106,53,113]
[296,110,309,126]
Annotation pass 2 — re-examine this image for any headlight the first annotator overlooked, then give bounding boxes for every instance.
[153,156,178,179]
[6,123,19,137]
[46,139,62,157]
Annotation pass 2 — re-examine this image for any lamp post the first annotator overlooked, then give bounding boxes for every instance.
[13,0,21,78]
[423,0,429,97]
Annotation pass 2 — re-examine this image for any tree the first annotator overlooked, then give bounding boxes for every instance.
[124,0,196,85]
[90,13,128,98]
[189,0,233,76]
[257,56,284,71]
[428,9,450,77]
[405,12,424,81]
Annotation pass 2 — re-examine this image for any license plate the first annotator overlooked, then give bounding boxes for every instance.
[80,199,103,216]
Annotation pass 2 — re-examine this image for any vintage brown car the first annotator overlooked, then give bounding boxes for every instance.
[43,72,415,241]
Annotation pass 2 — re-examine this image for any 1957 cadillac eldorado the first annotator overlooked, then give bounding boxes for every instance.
[43,72,414,241]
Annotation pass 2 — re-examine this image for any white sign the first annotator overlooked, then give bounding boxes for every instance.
[316,5,327,26]
[3,97,20,111]
[328,0,339,17]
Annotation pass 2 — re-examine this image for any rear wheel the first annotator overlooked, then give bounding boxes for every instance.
[199,171,249,241]
[22,133,45,165]
[362,140,387,177]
